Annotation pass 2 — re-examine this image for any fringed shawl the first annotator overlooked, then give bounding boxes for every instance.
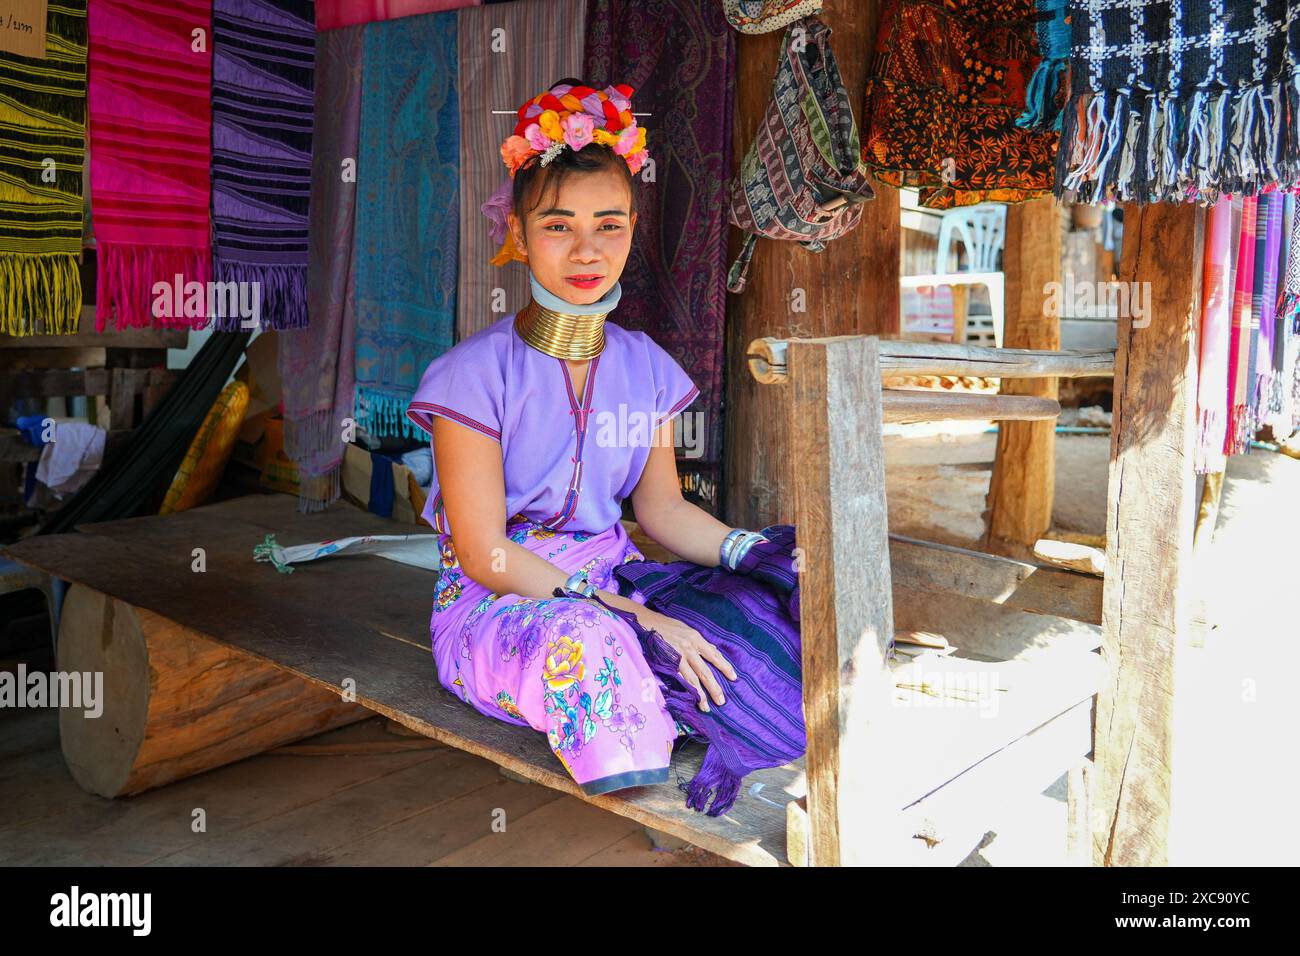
[1058,0,1300,204]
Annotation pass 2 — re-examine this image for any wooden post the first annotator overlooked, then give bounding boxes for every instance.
[983,196,1062,559]
[724,1,900,528]
[1094,202,1204,866]
[789,336,894,866]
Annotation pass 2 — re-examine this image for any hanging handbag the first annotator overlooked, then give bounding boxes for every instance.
[721,0,824,34]
[726,16,876,294]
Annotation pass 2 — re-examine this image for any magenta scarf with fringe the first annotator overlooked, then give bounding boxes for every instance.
[1226,197,1258,455]
[88,0,213,332]
[211,0,314,330]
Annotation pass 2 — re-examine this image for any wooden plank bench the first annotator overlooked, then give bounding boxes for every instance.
[5,482,1103,866]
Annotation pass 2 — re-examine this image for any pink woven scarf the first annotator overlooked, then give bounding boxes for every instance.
[88,0,212,331]
[1195,197,1234,475]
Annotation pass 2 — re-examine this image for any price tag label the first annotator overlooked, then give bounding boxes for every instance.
[0,1,47,59]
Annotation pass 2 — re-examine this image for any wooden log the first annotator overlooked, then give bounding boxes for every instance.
[883,388,1059,423]
[984,196,1063,560]
[748,336,1114,384]
[57,582,370,798]
[1095,201,1204,866]
[725,0,899,529]
[789,336,894,866]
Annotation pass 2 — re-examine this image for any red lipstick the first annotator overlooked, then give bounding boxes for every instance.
[565,274,604,290]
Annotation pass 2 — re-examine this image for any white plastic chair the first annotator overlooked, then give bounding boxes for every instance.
[935,204,1007,346]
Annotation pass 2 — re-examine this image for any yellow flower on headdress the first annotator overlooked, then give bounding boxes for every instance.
[592,128,620,148]
[537,109,564,142]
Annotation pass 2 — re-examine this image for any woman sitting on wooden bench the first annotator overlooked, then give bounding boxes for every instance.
[405,80,792,803]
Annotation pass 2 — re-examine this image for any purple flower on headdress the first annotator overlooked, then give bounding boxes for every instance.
[563,112,595,151]
[481,177,513,247]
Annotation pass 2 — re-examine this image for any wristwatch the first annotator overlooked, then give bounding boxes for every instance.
[562,569,597,598]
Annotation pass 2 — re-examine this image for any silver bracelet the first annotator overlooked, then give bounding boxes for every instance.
[562,568,597,598]
[720,528,768,571]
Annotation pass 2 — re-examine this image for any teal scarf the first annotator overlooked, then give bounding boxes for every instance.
[352,11,459,439]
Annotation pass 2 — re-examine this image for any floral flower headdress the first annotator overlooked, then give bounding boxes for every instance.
[483,81,649,266]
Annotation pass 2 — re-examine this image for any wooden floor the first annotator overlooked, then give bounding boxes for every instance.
[0,697,735,867]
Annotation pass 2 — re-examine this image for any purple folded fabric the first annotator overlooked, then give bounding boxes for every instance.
[734,524,800,620]
[609,531,805,817]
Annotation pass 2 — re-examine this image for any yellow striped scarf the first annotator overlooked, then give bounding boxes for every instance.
[0,0,87,335]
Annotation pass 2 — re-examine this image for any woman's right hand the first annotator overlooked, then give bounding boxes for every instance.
[635,608,737,713]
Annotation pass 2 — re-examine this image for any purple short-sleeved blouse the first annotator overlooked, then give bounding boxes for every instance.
[405,312,699,536]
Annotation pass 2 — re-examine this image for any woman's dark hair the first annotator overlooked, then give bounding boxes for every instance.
[511,76,640,221]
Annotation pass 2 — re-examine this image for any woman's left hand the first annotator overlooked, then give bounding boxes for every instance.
[635,607,737,713]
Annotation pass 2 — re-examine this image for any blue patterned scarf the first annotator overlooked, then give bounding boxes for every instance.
[352,11,459,439]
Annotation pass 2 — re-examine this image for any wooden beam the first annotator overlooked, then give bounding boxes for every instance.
[1095,201,1204,866]
[748,337,1114,383]
[882,389,1059,423]
[983,196,1063,560]
[724,0,899,528]
[789,336,894,866]
[889,533,1102,625]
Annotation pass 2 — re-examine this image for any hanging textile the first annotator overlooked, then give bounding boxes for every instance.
[456,0,587,341]
[1249,192,1283,425]
[352,11,459,439]
[316,0,478,31]
[88,0,213,332]
[280,25,363,512]
[1195,198,1235,476]
[1226,198,1258,457]
[1057,1,1300,204]
[585,0,736,509]
[1270,196,1300,437]
[861,0,1056,209]
[609,524,805,817]
[0,0,87,336]
[1014,0,1069,132]
[211,0,315,331]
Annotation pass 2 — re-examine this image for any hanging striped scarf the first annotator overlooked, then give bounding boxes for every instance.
[1274,196,1300,436]
[210,0,315,331]
[1249,192,1283,425]
[281,25,362,512]
[0,0,87,335]
[1226,197,1258,456]
[88,0,212,331]
[1267,194,1294,425]
[1195,197,1234,475]
[456,0,586,340]
[352,11,459,439]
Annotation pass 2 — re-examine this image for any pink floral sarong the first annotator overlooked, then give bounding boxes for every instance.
[429,512,685,795]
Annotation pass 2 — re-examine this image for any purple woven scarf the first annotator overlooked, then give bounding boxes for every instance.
[211,0,315,330]
[606,524,805,817]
